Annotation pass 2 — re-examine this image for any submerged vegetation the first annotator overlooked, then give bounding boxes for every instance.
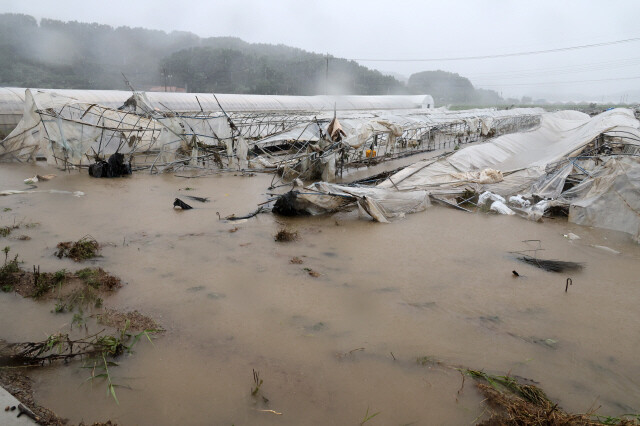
[0,321,159,406]
[0,247,123,321]
[1,257,120,311]
[274,228,298,242]
[1,247,20,292]
[1,247,159,412]
[464,369,640,425]
[55,236,100,261]
[0,225,13,237]
[516,256,584,273]
[96,309,161,332]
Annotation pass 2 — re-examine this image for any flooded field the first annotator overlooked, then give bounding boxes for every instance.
[1,162,639,425]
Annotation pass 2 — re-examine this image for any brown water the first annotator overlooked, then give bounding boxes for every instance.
[1,163,639,425]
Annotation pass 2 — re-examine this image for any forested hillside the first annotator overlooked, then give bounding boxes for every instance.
[408,70,502,105]
[0,13,404,95]
[0,13,501,103]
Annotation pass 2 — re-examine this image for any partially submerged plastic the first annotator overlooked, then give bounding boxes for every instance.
[0,89,542,183]
[273,182,430,222]
[280,109,640,238]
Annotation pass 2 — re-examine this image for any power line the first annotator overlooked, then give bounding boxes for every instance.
[466,57,640,79]
[477,75,640,87]
[351,37,640,62]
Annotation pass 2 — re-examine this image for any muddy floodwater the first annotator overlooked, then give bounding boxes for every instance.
[1,162,639,425]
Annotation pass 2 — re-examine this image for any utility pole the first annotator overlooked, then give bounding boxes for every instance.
[162,68,167,92]
[325,54,329,95]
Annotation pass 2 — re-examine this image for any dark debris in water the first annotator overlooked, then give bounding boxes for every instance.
[404,301,436,310]
[206,292,226,299]
[173,198,193,210]
[303,267,320,277]
[517,256,584,273]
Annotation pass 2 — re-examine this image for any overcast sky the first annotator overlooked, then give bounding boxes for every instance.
[2,0,639,101]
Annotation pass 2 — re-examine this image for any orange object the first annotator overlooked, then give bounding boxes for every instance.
[366,149,376,158]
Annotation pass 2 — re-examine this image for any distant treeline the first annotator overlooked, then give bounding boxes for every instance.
[0,13,502,104]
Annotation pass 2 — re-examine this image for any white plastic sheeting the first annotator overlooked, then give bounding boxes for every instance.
[288,109,640,239]
[0,87,434,135]
[293,182,430,222]
[257,107,544,149]
[378,109,640,195]
[0,90,183,166]
[0,89,543,182]
[256,107,542,183]
[560,157,640,238]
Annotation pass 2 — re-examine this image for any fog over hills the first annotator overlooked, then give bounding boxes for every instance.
[0,13,503,105]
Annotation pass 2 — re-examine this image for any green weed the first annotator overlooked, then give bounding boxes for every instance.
[55,236,100,261]
[360,407,380,425]
[0,226,11,237]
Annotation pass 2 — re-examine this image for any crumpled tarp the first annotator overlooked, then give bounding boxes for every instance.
[287,109,640,238]
[0,89,184,166]
[275,182,430,223]
[377,109,640,195]
[561,157,640,237]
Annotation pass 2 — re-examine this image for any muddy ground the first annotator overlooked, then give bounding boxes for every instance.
[0,161,639,425]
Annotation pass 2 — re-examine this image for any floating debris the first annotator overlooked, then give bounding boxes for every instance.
[55,236,100,261]
[517,256,584,273]
[274,228,298,242]
[303,267,320,277]
[88,153,132,178]
[462,369,637,425]
[184,195,209,203]
[173,198,193,210]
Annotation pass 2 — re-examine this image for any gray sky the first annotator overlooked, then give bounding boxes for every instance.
[2,0,640,101]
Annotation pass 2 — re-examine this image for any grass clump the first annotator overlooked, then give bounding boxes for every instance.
[0,249,121,312]
[55,236,100,261]
[76,268,121,291]
[77,267,100,288]
[274,228,298,242]
[96,309,161,332]
[59,287,101,311]
[53,269,66,283]
[3,323,159,405]
[464,369,550,406]
[32,267,69,299]
[54,268,120,311]
[251,369,263,396]
[463,369,640,425]
[0,226,13,238]
[0,247,20,292]
[360,407,380,425]
[417,355,441,367]
[32,274,52,299]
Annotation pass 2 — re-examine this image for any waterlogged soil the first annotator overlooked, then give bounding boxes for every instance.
[0,162,639,425]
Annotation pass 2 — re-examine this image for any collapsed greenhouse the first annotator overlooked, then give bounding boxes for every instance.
[0,88,541,181]
[279,109,640,241]
[1,88,638,242]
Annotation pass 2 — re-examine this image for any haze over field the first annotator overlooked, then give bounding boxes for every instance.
[2,0,639,103]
